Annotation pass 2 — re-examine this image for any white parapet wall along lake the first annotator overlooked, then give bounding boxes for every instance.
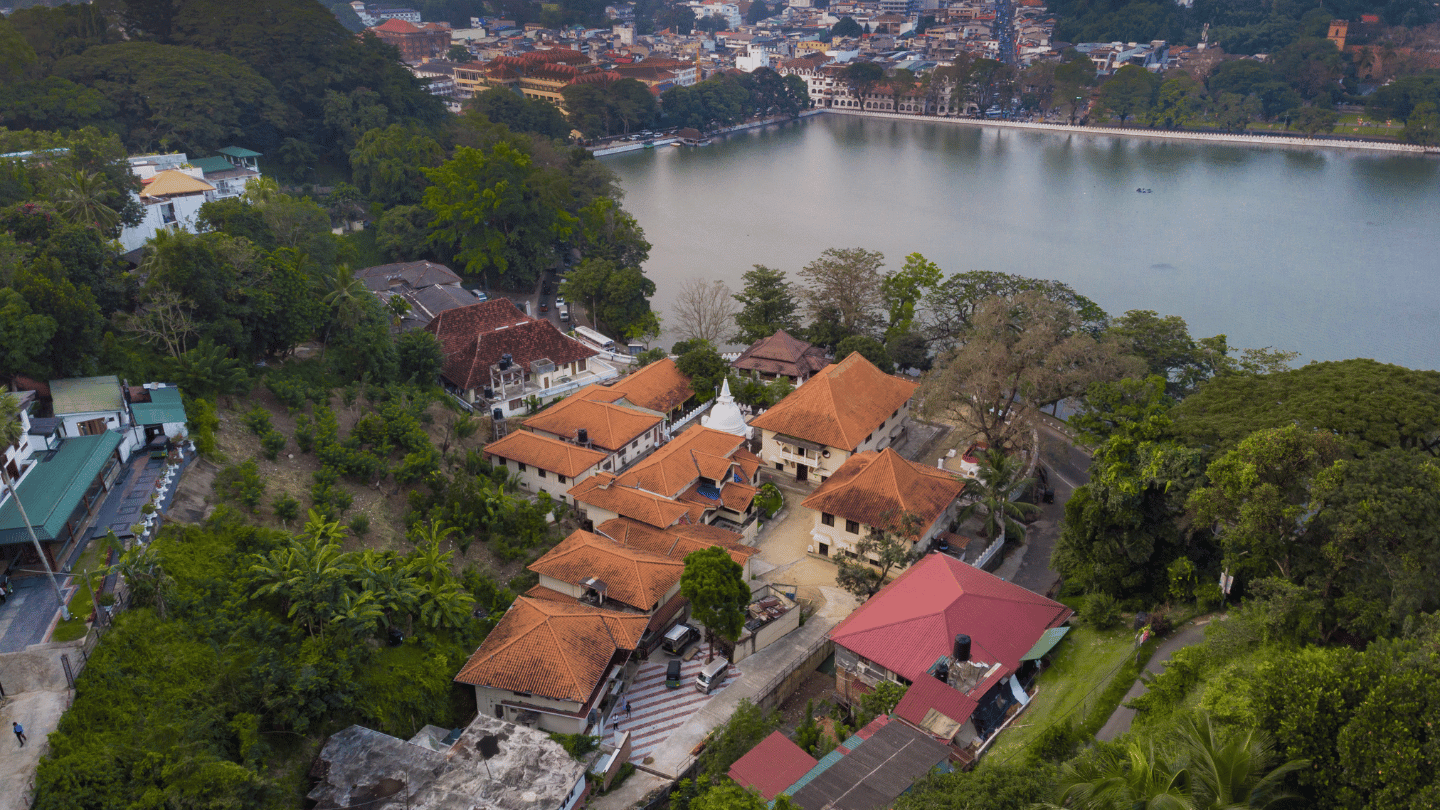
[604,113,1440,371]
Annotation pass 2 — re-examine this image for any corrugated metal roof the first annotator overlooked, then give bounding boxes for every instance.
[50,376,122,415]
[189,156,234,173]
[1021,626,1071,661]
[130,387,187,426]
[216,146,261,158]
[0,433,122,543]
[729,731,818,801]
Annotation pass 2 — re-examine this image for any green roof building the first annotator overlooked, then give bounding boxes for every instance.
[0,432,124,546]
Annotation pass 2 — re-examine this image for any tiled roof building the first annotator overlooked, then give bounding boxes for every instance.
[527,529,684,613]
[426,300,609,417]
[600,357,695,418]
[568,426,761,538]
[731,329,830,382]
[454,596,647,734]
[801,448,965,560]
[749,352,917,484]
[369,18,452,62]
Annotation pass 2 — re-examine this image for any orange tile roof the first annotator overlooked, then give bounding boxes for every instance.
[528,530,684,611]
[525,390,662,451]
[454,597,648,702]
[603,357,693,413]
[373,17,420,33]
[749,352,917,451]
[484,430,608,477]
[801,448,965,534]
[595,517,758,566]
[141,170,214,198]
[568,473,691,528]
[615,426,747,498]
[523,584,577,603]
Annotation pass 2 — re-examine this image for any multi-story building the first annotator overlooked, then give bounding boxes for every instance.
[368,18,452,63]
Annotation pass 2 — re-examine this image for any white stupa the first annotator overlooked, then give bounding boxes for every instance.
[702,378,751,439]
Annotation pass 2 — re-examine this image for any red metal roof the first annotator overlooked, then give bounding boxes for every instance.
[828,553,1072,682]
[893,670,981,727]
[728,731,819,801]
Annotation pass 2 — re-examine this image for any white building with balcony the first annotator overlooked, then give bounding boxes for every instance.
[118,148,262,253]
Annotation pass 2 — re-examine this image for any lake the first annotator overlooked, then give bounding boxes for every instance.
[604,114,1440,371]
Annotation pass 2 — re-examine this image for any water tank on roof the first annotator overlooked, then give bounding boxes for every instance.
[492,408,504,421]
[483,386,495,399]
[499,353,512,370]
[578,428,589,446]
[954,634,971,663]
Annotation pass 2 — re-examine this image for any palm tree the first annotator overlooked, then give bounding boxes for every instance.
[1045,737,1192,810]
[1175,714,1308,810]
[957,449,1038,546]
[167,339,248,404]
[51,170,122,235]
[250,527,354,635]
[0,394,71,620]
[107,542,173,619]
[1040,714,1309,810]
[319,263,369,355]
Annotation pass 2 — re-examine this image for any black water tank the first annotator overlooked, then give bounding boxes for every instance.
[500,353,513,370]
[935,662,949,682]
[954,634,971,663]
[483,386,495,399]
[492,408,504,421]
[578,428,589,445]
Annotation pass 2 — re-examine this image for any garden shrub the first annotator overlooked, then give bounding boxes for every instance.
[260,430,286,460]
[1083,592,1122,630]
[243,406,272,436]
[348,513,370,536]
[187,397,221,458]
[273,493,300,522]
[216,460,265,511]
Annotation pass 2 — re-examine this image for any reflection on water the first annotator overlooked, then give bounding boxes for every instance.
[605,115,1440,369]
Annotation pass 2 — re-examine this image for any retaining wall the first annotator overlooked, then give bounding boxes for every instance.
[824,108,1438,154]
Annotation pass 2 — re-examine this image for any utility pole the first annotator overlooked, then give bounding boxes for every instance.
[0,467,71,621]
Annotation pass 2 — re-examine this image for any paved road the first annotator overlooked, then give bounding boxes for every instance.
[1095,621,1210,742]
[1003,419,1090,596]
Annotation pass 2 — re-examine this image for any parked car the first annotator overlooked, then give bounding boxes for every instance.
[695,657,730,694]
[665,658,684,688]
[663,623,699,654]
[539,298,550,312]
[555,294,565,306]
[471,289,488,301]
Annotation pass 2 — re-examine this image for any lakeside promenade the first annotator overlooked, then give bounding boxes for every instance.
[591,108,1436,156]
[824,108,1439,154]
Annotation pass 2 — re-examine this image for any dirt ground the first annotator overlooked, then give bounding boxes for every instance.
[0,643,84,810]
[208,385,542,581]
[775,669,841,735]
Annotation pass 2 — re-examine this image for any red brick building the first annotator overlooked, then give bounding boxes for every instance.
[368,18,451,63]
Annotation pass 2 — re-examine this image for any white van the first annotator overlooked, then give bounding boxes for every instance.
[695,658,730,694]
[559,303,570,322]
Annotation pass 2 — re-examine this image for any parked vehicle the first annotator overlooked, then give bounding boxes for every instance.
[665,658,684,688]
[471,289,488,301]
[695,657,730,694]
[559,304,570,322]
[539,298,550,312]
[663,623,698,654]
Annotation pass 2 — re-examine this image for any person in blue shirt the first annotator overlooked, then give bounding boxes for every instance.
[12,722,25,746]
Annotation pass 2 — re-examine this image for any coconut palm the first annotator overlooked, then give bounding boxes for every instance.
[406,525,457,583]
[51,170,122,234]
[957,449,1038,546]
[0,394,71,618]
[417,578,474,630]
[1175,714,1308,810]
[1046,737,1192,810]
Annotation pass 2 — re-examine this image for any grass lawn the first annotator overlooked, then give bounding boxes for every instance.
[982,625,1138,764]
[51,538,117,643]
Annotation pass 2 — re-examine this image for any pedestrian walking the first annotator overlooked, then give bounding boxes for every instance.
[12,722,25,747]
[625,698,632,719]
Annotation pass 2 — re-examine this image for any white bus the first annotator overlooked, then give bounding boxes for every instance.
[572,325,615,352]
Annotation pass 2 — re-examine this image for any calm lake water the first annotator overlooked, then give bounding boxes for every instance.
[604,114,1440,370]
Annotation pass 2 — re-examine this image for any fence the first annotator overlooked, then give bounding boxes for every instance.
[749,632,833,712]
